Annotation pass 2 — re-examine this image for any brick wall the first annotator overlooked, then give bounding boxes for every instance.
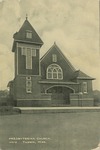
[70,93,94,106]
[14,75,41,100]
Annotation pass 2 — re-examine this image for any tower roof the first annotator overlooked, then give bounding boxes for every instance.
[13,18,43,46]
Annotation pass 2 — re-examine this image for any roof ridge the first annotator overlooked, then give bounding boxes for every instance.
[40,43,76,71]
[40,44,55,61]
[53,44,76,71]
[79,70,91,77]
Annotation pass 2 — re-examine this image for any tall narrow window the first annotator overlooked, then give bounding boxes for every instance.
[47,64,63,80]
[58,69,62,79]
[26,30,32,39]
[53,69,57,79]
[32,49,36,56]
[47,68,52,79]
[83,82,87,93]
[26,48,32,69]
[26,76,32,93]
[21,47,36,69]
[21,47,26,55]
[52,54,57,62]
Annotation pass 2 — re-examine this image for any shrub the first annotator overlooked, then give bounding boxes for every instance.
[94,95,100,106]
[0,106,21,115]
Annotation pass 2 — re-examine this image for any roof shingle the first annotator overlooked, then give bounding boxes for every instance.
[13,19,43,45]
[71,70,95,80]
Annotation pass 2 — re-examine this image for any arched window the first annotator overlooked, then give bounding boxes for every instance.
[47,64,63,80]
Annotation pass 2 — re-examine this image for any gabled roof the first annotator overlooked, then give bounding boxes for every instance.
[71,70,95,80]
[13,18,43,45]
[40,43,76,71]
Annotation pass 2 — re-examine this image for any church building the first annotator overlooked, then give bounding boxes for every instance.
[8,17,95,107]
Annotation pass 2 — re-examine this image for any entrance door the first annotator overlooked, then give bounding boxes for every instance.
[47,86,74,105]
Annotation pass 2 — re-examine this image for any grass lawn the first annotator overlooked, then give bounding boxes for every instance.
[0,112,100,150]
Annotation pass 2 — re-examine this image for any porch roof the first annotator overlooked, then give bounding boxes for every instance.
[38,80,79,85]
[71,70,95,80]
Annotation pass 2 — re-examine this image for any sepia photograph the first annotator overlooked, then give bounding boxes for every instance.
[0,0,99,150]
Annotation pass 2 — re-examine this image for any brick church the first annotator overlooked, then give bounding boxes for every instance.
[8,17,95,107]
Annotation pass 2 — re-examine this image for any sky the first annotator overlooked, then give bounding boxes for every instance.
[0,0,99,90]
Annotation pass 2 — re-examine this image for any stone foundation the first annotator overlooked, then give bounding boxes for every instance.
[16,100,51,107]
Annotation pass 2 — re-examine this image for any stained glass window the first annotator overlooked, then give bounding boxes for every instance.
[47,64,63,80]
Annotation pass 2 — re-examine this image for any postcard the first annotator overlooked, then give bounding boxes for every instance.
[0,0,99,150]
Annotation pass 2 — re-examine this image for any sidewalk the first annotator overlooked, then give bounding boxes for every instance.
[14,107,100,113]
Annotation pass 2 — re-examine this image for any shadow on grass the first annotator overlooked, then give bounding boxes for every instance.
[0,106,21,115]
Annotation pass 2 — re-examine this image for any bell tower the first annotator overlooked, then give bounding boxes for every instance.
[12,17,43,76]
[12,17,44,106]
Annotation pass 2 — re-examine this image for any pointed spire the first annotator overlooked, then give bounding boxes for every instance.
[54,41,56,45]
[12,16,43,51]
[26,14,28,20]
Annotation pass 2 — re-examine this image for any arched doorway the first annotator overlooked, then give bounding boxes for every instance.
[46,86,74,105]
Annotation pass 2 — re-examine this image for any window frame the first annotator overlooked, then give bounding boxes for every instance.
[26,76,31,80]
[26,76,32,93]
[52,54,57,62]
[21,47,36,70]
[26,30,32,39]
[46,64,63,80]
[26,48,32,69]
[83,82,88,93]
[26,87,32,93]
